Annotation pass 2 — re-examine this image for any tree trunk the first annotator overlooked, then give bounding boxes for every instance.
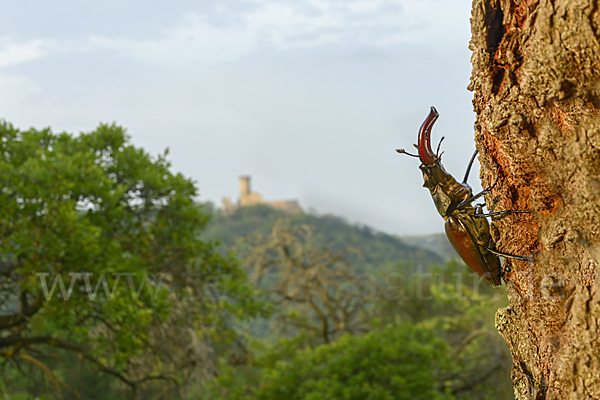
[469,0,600,398]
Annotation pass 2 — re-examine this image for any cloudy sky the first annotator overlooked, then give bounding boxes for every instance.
[1,0,479,235]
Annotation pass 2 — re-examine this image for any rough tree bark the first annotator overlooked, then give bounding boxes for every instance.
[469,0,600,398]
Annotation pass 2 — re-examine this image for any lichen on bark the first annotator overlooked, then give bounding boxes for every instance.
[469,0,600,398]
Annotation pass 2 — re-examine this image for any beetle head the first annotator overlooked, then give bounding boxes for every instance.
[419,162,454,215]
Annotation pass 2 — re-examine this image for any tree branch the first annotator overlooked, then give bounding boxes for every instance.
[0,293,43,331]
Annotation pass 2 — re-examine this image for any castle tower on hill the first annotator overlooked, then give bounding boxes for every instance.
[239,176,250,196]
[221,176,302,215]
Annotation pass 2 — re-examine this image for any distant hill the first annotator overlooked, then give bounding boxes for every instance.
[202,204,446,271]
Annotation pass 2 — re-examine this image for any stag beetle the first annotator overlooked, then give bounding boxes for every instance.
[397,106,531,286]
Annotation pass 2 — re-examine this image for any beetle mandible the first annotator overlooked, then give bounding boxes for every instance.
[397,106,529,286]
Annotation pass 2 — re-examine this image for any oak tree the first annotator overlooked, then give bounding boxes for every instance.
[244,219,374,344]
[470,0,600,398]
[0,122,259,398]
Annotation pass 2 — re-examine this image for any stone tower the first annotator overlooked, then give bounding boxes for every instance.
[238,176,264,206]
[239,176,251,197]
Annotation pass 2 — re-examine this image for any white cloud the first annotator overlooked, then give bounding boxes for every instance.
[346,0,387,14]
[243,2,344,48]
[0,37,55,68]
[89,14,257,66]
[0,1,470,68]
[84,0,425,66]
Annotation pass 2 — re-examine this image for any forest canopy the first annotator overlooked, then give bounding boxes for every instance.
[1,121,513,399]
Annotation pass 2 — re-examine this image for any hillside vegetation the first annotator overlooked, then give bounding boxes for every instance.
[203,204,446,271]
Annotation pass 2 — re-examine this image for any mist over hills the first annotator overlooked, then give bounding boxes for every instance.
[398,233,459,262]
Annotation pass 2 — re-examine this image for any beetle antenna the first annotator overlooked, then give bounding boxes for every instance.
[396,148,419,157]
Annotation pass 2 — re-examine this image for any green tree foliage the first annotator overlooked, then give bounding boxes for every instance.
[0,122,261,398]
[373,263,513,399]
[210,323,456,400]
[256,323,456,400]
[205,219,513,400]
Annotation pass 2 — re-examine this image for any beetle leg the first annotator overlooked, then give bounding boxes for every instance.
[487,238,535,262]
[473,198,531,220]
[458,166,501,209]
[458,187,492,209]
[488,247,535,262]
[474,209,530,219]
[462,150,479,184]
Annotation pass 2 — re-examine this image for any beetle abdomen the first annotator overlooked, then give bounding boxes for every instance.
[444,214,502,286]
